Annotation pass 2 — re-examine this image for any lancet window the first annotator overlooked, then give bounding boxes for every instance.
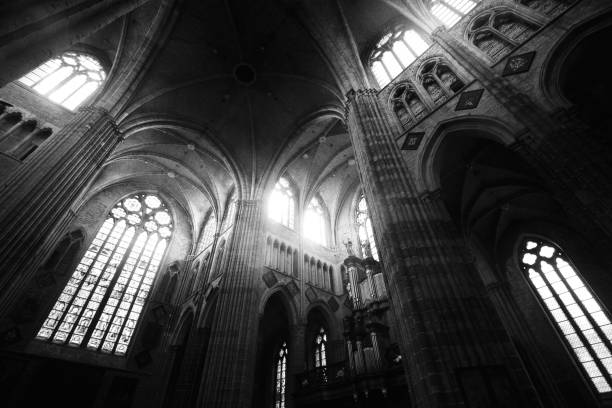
[520,238,612,393]
[18,52,106,110]
[304,197,326,245]
[198,213,217,253]
[36,193,173,356]
[355,194,379,261]
[431,0,480,27]
[370,28,429,88]
[468,10,541,61]
[314,327,327,368]
[274,342,288,408]
[269,177,296,229]
[419,58,465,105]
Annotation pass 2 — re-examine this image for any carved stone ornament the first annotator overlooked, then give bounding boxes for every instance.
[502,51,536,76]
[455,89,484,111]
[401,132,425,151]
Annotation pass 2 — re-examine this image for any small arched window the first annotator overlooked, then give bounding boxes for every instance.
[520,238,612,393]
[314,327,327,368]
[274,342,288,408]
[419,58,465,105]
[356,194,379,261]
[467,10,541,61]
[390,83,428,129]
[18,52,106,110]
[269,177,296,229]
[370,28,429,88]
[431,0,480,27]
[37,193,173,355]
[304,197,326,246]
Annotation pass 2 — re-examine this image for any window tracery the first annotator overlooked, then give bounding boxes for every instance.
[520,238,612,393]
[36,193,173,356]
[467,10,541,61]
[18,52,106,110]
[431,0,480,27]
[304,197,326,245]
[355,194,379,261]
[314,327,327,368]
[370,28,429,88]
[390,84,428,129]
[269,177,296,229]
[274,342,288,408]
[419,58,465,105]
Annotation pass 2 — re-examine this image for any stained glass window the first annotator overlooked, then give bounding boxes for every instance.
[18,52,106,110]
[370,29,429,88]
[36,193,173,356]
[520,238,612,393]
[304,197,326,245]
[268,177,295,229]
[356,194,379,261]
[431,0,480,27]
[315,327,327,368]
[274,342,288,408]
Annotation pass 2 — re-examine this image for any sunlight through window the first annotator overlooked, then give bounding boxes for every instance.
[268,177,295,229]
[36,193,172,356]
[370,29,429,88]
[18,52,106,110]
[356,194,379,261]
[304,197,326,245]
[431,0,480,28]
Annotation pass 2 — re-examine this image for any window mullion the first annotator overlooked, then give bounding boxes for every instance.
[441,0,465,17]
[43,69,75,98]
[49,219,116,340]
[379,58,394,83]
[401,39,419,61]
[536,262,612,387]
[66,223,131,344]
[112,236,160,354]
[84,228,141,349]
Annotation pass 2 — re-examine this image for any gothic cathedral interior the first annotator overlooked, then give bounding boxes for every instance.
[0,0,611,407]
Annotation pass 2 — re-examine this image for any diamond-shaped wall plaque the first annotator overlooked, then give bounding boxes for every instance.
[262,270,278,288]
[401,132,425,151]
[502,51,536,76]
[455,89,484,111]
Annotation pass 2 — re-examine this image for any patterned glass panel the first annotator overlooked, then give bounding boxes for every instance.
[274,342,288,408]
[355,194,379,261]
[37,193,173,356]
[520,238,612,393]
[18,52,106,110]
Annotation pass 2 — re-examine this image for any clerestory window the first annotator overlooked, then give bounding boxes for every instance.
[274,342,288,408]
[198,213,217,253]
[304,197,326,246]
[268,177,296,229]
[520,238,612,393]
[431,0,480,27]
[18,52,106,110]
[356,194,379,261]
[370,28,429,88]
[36,193,173,356]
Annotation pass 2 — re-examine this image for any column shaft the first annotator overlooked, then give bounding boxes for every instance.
[346,89,539,407]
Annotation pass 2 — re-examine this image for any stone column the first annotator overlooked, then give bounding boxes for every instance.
[432,28,612,237]
[346,89,540,408]
[196,200,264,408]
[0,0,153,87]
[0,106,121,316]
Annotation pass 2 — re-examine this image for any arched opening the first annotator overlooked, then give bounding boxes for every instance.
[253,293,292,408]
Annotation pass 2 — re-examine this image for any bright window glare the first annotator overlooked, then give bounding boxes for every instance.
[268,177,295,229]
[18,52,106,110]
[356,194,379,261]
[432,0,479,27]
[370,29,429,88]
[304,197,326,245]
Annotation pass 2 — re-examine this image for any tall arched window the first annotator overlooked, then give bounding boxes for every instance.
[356,194,379,261]
[390,83,428,129]
[36,193,173,356]
[370,28,429,88]
[520,238,612,393]
[431,0,480,27]
[418,58,465,105]
[314,327,327,368]
[18,52,106,110]
[269,177,296,229]
[304,197,326,245]
[198,213,217,253]
[274,342,288,408]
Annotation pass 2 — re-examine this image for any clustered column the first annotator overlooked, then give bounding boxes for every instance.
[0,107,121,316]
[346,89,540,408]
[196,200,264,408]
